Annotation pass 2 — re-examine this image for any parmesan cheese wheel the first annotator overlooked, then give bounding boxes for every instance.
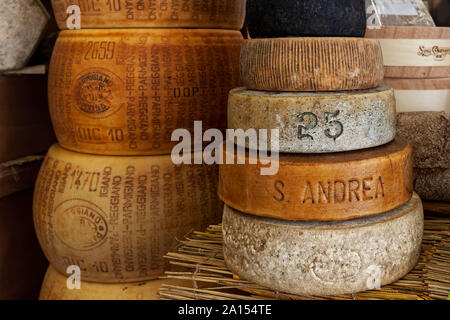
[48,29,242,155]
[219,139,413,221]
[51,0,245,30]
[39,265,184,300]
[365,26,450,78]
[0,0,50,71]
[33,144,222,283]
[223,193,424,296]
[240,38,384,92]
[383,78,450,113]
[228,86,396,153]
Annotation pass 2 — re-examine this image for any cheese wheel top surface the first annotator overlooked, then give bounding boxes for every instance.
[51,0,245,30]
[33,144,222,283]
[219,139,413,221]
[240,37,384,91]
[48,29,243,155]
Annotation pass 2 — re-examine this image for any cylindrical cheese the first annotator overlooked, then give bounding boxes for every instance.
[397,111,450,202]
[245,0,366,38]
[365,26,450,78]
[240,38,384,92]
[48,29,242,155]
[51,0,245,30]
[383,78,450,113]
[223,193,424,296]
[219,139,413,221]
[39,265,184,300]
[228,86,396,153]
[0,0,50,71]
[33,144,222,283]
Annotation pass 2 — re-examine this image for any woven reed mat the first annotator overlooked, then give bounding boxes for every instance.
[158,213,450,300]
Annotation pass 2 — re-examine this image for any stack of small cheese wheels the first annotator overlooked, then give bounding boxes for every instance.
[34,1,245,299]
[366,26,450,202]
[219,0,424,296]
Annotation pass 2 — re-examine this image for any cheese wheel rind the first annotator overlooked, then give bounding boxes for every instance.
[51,0,246,30]
[240,38,384,92]
[397,112,449,170]
[33,144,222,283]
[39,265,177,300]
[219,139,413,221]
[228,86,396,153]
[223,193,424,296]
[384,78,450,113]
[0,0,49,71]
[48,29,243,155]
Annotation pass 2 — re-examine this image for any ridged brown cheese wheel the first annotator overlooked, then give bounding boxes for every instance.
[240,38,384,91]
[219,139,413,221]
[246,0,366,38]
[365,26,450,78]
[48,29,242,155]
[51,0,245,30]
[39,265,184,300]
[33,144,222,283]
[383,78,450,113]
[228,86,396,153]
[223,193,424,296]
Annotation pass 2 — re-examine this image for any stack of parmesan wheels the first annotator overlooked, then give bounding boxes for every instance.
[366,26,450,201]
[219,0,424,296]
[34,0,245,300]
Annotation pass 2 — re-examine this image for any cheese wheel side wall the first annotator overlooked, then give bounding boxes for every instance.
[228,86,396,153]
[51,0,246,30]
[39,265,185,300]
[219,140,413,221]
[365,26,450,78]
[240,38,384,92]
[33,145,223,283]
[48,29,243,155]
